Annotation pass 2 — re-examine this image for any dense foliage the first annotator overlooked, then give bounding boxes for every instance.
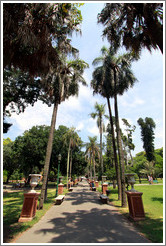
[3,125,87,182]
[3,3,83,75]
[98,3,163,54]
[137,117,156,162]
[131,148,163,179]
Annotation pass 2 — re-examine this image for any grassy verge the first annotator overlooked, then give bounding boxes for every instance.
[105,185,163,243]
[3,187,68,243]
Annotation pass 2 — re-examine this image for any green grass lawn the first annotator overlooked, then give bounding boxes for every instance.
[3,188,68,243]
[106,184,163,243]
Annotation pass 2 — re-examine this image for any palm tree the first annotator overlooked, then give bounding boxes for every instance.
[85,136,100,179]
[90,103,106,175]
[91,66,121,200]
[3,3,83,75]
[91,46,137,206]
[140,161,155,177]
[98,3,163,54]
[38,58,89,209]
[63,127,81,188]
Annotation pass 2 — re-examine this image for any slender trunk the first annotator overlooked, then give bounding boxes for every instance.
[93,154,96,178]
[38,102,58,209]
[66,139,71,189]
[114,93,127,207]
[129,150,133,166]
[69,150,73,179]
[44,175,48,201]
[90,154,92,179]
[100,122,103,175]
[106,96,121,200]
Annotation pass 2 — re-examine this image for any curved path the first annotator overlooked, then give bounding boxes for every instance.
[14,179,150,243]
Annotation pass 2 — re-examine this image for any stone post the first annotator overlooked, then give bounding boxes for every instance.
[125,191,145,221]
[102,183,108,195]
[95,181,99,188]
[58,183,64,195]
[18,192,40,222]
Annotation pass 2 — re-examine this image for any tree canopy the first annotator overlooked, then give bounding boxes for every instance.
[98,3,163,55]
[3,125,87,182]
[137,117,156,162]
[3,3,83,76]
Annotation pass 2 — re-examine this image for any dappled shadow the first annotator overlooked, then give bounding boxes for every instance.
[136,213,163,243]
[151,197,163,204]
[34,207,150,243]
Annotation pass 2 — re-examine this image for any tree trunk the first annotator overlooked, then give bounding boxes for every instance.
[66,139,71,189]
[100,122,103,175]
[129,150,133,166]
[106,96,121,200]
[38,102,58,209]
[90,154,92,179]
[93,155,96,178]
[69,150,73,179]
[114,93,127,207]
[44,175,49,201]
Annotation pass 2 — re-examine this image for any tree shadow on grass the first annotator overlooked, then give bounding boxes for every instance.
[151,197,163,203]
[136,214,163,243]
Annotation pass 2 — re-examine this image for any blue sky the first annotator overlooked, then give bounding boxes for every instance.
[3,3,164,157]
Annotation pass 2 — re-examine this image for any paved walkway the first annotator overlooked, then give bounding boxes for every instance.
[13,180,150,244]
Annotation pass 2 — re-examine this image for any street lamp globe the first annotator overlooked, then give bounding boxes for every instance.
[58,154,61,161]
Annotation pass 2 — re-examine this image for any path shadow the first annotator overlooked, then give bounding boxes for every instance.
[34,208,149,243]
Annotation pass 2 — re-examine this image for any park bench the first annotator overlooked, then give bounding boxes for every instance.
[153,180,158,184]
[91,187,96,191]
[55,195,65,205]
[68,188,73,191]
[100,194,109,204]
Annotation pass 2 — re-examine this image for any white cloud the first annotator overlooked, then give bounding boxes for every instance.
[119,94,145,109]
[76,122,84,131]
[10,101,53,133]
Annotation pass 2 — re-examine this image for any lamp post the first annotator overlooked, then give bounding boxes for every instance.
[56,154,61,197]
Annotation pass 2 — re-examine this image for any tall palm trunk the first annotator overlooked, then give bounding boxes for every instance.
[114,92,127,207]
[93,154,96,178]
[106,96,121,200]
[69,150,73,179]
[100,122,103,174]
[38,101,58,209]
[66,139,71,189]
[90,154,92,179]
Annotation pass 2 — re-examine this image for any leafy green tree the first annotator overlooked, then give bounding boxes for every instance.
[3,68,42,132]
[3,125,87,184]
[12,125,50,178]
[122,118,136,165]
[3,138,18,183]
[137,117,156,162]
[98,3,163,54]
[154,148,163,178]
[140,161,155,177]
[132,151,148,182]
[90,102,106,175]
